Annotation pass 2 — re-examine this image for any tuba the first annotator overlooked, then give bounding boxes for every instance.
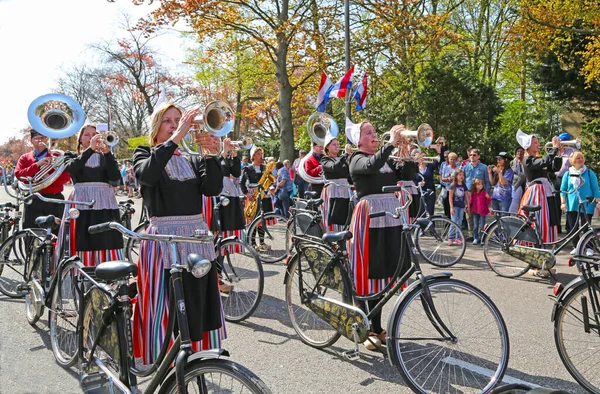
[21,93,85,193]
[298,112,339,184]
[182,100,235,158]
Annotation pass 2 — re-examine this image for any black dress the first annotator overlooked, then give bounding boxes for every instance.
[321,154,352,228]
[64,148,124,253]
[218,155,245,231]
[240,164,274,215]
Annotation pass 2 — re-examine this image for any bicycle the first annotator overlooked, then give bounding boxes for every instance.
[81,221,272,394]
[118,198,136,230]
[413,176,466,267]
[284,186,509,394]
[482,173,597,278]
[245,183,289,263]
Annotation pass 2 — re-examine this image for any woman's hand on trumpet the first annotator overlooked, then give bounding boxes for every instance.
[91,134,110,154]
[171,108,199,145]
[222,138,232,158]
[388,124,405,147]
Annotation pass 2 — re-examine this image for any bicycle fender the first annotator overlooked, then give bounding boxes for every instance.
[284,251,299,284]
[186,348,230,364]
[551,271,600,322]
[385,272,453,366]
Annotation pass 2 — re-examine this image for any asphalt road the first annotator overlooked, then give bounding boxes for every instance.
[0,185,592,393]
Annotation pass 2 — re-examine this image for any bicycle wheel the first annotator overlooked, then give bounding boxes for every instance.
[246,213,289,263]
[219,238,264,322]
[25,236,47,326]
[284,248,343,348]
[416,217,466,267]
[0,229,45,298]
[576,229,600,258]
[125,222,147,264]
[49,260,83,368]
[554,280,600,393]
[158,358,272,394]
[388,278,509,394]
[483,221,531,277]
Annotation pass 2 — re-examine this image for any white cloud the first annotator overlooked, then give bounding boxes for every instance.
[0,0,191,142]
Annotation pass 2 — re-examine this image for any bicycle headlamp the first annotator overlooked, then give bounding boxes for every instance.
[187,253,212,278]
[69,208,80,219]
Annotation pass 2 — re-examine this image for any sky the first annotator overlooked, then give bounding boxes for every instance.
[0,0,191,144]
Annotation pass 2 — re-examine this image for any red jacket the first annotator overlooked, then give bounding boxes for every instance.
[303,153,322,177]
[15,151,71,195]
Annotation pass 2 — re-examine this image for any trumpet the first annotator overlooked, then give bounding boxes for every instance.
[183,100,235,158]
[230,137,253,151]
[96,123,119,151]
[544,138,581,155]
[382,123,434,161]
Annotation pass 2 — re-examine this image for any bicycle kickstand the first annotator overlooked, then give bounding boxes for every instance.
[342,323,361,361]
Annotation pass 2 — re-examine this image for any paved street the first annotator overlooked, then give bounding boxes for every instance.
[0,185,591,393]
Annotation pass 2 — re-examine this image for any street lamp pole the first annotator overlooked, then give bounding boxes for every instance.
[344,0,352,122]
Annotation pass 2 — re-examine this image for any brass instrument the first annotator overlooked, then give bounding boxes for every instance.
[244,161,277,220]
[182,100,235,157]
[22,93,85,193]
[299,112,340,184]
[231,137,253,151]
[383,123,434,162]
[544,138,581,156]
[96,123,119,151]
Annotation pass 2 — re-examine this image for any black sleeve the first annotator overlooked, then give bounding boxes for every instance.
[229,156,242,177]
[321,154,348,173]
[103,152,121,182]
[240,167,249,194]
[526,149,557,172]
[349,144,395,175]
[133,141,178,187]
[194,157,223,197]
[393,160,418,181]
[552,156,563,172]
[64,148,95,175]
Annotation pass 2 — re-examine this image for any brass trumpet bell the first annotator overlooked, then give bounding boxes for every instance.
[27,93,85,139]
[231,137,253,151]
[544,138,581,155]
[306,112,339,146]
[183,100,235,157]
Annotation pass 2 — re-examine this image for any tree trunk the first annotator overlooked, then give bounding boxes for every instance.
[234,90,242,140]
[276,0,294,162]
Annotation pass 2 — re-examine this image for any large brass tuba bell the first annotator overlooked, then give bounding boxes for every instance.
[305,112,339,146]
[182,100,235,157]
[21,93,85,193]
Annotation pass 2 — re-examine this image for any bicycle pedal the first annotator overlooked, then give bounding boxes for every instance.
[342,350,360,361]
[80,371,109,393]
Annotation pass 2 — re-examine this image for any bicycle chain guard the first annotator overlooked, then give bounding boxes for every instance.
[307,294,370,343]
[507,244,556,270]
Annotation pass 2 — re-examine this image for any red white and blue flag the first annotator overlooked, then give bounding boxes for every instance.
[353,71,368,111]
[327,64,355,99]
[315,71,333,112]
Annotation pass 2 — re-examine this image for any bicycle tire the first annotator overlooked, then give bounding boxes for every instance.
[284,250,342,349]
[483,221,531,278]
[554,279,600,393]
[125,222,148,264]
[415,216,466,267]
[0,229,45,298]
[246,213,289,263]
[219,238,264,322]
[388,277,509,394]
[158,358,272,394]
[49,260,83,368]
[575,229,600,258]
[25,234,47,326]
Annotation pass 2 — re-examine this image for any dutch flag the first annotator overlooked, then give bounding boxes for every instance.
[327,64,355,99]
[353,71,368,111]
[315,71,333,112]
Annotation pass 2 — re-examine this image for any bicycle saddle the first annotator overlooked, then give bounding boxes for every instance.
[415,218,432,230]
[0,202,15,209]
[35,215,60,230]
[119,199,134,205]
[95,261,138,281]
[305,198,323,209]
[521,205,541,213]
[322,231,352,244]
[305,191,319,199]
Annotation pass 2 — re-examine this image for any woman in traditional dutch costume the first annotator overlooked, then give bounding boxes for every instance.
[132,102,226,365]
[347,121,417,350]
[59,124,123,267]
[320,134,353,231]
[517,130,562,243]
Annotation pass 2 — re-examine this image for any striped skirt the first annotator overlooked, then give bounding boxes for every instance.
[519,178,558,244]
[322,178,351,232]
[347,194,405,296]
[133,214,226,365]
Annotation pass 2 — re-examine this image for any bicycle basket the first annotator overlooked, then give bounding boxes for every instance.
[299,243,345,293]
[83,286,120,362]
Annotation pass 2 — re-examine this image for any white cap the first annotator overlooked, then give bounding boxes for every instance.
[345,117,361,146]
[324,131,337,149]
[516,129,533,150]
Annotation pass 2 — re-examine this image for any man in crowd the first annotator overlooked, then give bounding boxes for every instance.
[292,149,308,199]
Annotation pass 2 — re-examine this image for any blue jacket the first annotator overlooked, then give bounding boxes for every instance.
[560,168,600,214]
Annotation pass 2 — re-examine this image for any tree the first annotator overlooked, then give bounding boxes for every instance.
[125,0,344,161]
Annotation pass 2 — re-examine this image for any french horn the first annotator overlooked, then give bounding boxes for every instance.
[298,112,340,184]
[182,100,235,157]
[20,93,85,193]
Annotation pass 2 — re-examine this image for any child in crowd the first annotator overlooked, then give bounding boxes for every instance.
[470,177,492,245]
[448,169,468,245]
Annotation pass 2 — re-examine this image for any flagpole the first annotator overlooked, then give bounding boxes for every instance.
[344,0,352,122]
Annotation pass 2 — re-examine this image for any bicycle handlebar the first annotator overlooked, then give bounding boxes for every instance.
[88,221,214,244]
[24,192,95,208]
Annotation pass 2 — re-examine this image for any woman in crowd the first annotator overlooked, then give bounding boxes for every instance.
[132,102,226,364]
[517,130,561,243]
[509,147,526,214]
[414,143,445,217]
[439,152,460,218]
[560,151,600,255]
[489,152,514,216]
[347,122,417,350]
[60,124,123,266]
[321,135,353,231]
